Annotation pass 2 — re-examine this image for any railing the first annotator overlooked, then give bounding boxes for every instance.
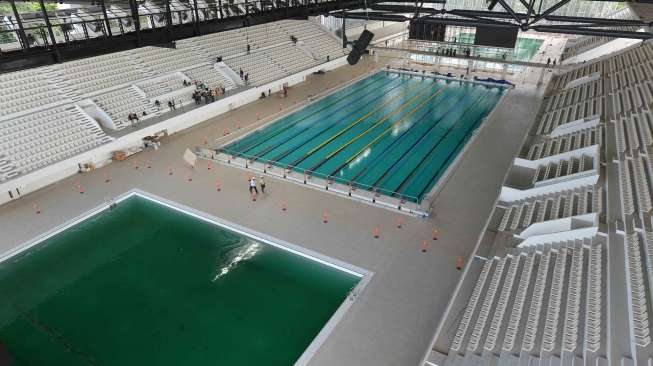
[0,0,363,54]
[220,148,423,202]
[197,146,432,214]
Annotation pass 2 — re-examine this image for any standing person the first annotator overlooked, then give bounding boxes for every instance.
[247,44,251,54]
[259,176,266,194]
[249,176,258,195]
[240,68,244,79]
[546,57,551,67]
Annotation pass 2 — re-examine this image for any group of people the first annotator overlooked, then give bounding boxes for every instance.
[546,58,557,68]
[248,176,266,195]
[239,68,249,84]
[127,112,143,125]
[193,85,227,105]
[437,47,459,57]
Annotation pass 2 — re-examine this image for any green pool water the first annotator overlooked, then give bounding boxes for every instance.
[0,195,360,365]
[223,72,505,202]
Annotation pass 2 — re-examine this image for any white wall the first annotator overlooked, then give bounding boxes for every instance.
[0,57,349,206]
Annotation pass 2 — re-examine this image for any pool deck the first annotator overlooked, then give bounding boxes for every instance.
[0,51,552,365]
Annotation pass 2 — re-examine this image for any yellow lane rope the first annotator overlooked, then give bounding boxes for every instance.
[322,85,448,162]
[304,79,433,157]
[340,87,453,167]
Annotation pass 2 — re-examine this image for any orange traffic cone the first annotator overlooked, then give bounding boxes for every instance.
[373,226,380,238]
[456,256,463,270]
[396,217,403,229]
[216,179,222,191]
[282,201,288,211]
[421,240,429,253]
[432,228,439,241]
[33,202,41,215]
[322,211,328,223]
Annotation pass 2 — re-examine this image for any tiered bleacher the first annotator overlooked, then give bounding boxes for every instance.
[0,68,66,118]
[184,64,236,89]
[177,19,348,86]
[435,39,653,366]
[93,87,154,130]
[0,20,346,183]
[0,106,111,182]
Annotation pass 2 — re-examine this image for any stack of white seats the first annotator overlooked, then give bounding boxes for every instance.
[60,52,144,95]
[441,40,653,366]
[531,155,595,185]
[497,185,601,233]
[551,62,603,91]
[0,69,63,117]
[544,79,603,111]
[277,19,325,39]
[447,239,603,364]
[93,87,153,129]
[135,46,206,74]
[184,65,236,90]
[178,30,249,61]
[0,20,347,182]
[225,52,281,86]
[0,106,111,181]
[537,97,604,134]
[137,74,188,99]
[523,126,601,160]
[264,42,318,74]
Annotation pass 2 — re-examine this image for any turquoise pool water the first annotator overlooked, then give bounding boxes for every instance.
[223,72,505,202]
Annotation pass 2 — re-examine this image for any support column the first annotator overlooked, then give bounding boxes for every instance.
[38,0,61,61]
[165,0,174,41]
[341,7,347,48]
[9,0,29,50]
[192,0,200,35]
[129,0,141,46]
[100,0,112,37]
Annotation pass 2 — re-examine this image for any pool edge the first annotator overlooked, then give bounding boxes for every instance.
[0,188,374,366]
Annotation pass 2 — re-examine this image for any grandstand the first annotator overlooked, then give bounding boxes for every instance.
[0,19,345,183]
[428,39,653,366]
[3,1,653,366]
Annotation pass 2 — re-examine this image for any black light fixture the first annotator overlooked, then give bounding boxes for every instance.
[487,0,499,11]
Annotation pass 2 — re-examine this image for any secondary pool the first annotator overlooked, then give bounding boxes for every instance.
[221,71,505,202]
[0,191,364,365]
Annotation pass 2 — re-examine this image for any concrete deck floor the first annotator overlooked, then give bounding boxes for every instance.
[0,54,546,366]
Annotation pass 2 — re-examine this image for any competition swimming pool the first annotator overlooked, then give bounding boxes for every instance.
[222,72,506,203]
[0,191,364,365]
